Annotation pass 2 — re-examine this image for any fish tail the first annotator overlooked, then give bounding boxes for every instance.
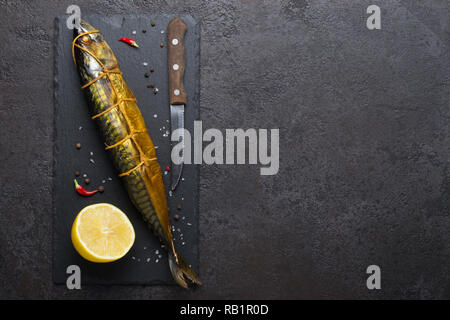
[168,251,202,288]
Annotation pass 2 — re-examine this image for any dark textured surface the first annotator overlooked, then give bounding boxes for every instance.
[0,0,449,299]
[53,14,200,284]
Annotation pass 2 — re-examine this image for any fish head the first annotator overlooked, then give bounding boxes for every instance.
[73,19,118,78]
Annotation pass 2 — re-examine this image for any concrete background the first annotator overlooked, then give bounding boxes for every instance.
[0,0,449,299]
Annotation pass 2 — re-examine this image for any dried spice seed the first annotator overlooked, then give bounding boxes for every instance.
[151,22,155,27]
[142,29,146,33]
[160,43,164,48]
[174,214,180,221]
[75,171,80,177]
[76,143,81,149]
[149,83,155,88]
[144,72,150,78]
[176,205,182,210]
[150,68,154,73]
[146,84,152,88]
[98,186,105,193]
[153,89,158,95]
[84,178,91,185]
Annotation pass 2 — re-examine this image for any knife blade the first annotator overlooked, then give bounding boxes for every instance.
[168,17,187,191]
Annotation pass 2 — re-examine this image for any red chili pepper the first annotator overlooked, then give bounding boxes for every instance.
[74,179,98,196]
[119,37,139,48]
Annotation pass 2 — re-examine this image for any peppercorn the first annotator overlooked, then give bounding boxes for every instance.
[149,83,155,88]
[142,29,147,33]
[84,178,90,185]
[150,68,154,73]
[174,214,180,221]
[153,89,158,95]
[76,143,81,149]
[176,204,182,210]
[144,72,150,78]
[98,186,105,193]
[151,22,155,27]
[75,171,80,177]
[160,43,164,48]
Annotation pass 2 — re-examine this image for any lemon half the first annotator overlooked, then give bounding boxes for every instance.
[71,203,135,263]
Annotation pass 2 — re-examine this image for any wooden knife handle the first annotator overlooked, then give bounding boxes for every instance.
[168,17,187,105]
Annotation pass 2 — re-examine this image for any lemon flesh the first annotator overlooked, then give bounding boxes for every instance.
[71,203,135,263]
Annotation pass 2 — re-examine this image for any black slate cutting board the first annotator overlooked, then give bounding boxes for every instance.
[53,14,200,285]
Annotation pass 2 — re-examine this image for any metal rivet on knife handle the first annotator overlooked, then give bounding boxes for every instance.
[168,18,187,105]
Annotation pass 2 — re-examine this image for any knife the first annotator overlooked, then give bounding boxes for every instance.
[168,17,187,191]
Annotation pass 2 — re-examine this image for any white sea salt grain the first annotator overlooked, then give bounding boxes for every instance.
[108,177,112,181]
[155,250,159,255]
[158,254,162,259]
[155,259,159,263]
[83,174,87,178]
[89,158,95,164]
[132,30,137,35]
[102,180,106,183]
[153,114,157,118]
[143,62,148,66]
[78,126,83,130]
[187,223,192,226]
[146,258,150,262]
[132,256,135,260]
[90,151,93,156]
